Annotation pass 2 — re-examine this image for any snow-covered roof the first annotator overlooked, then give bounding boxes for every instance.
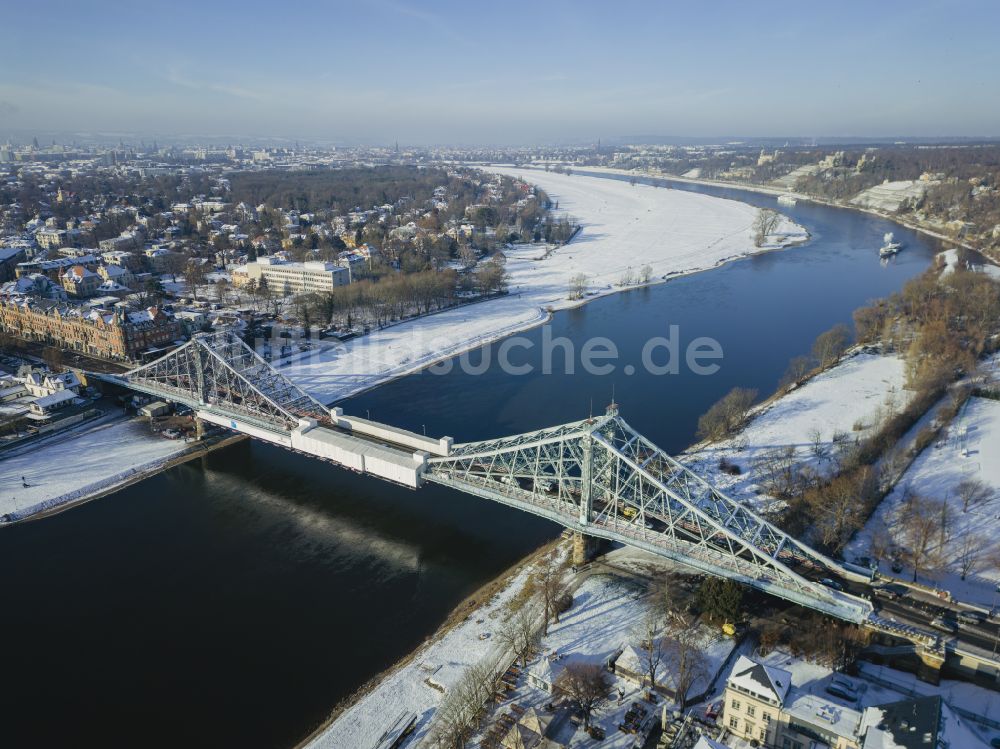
[727,654,791,705]
[32,389,77,408]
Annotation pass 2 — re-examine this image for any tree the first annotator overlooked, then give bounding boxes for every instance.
[752,208,780,246]
[568,273,588,300]
[695,577,744,624]
[215,277,232,307]
[133,276,165,309]
[663,618,709,710]
[956,531,987,581]
[161,251,186,282]
[555,663,610,728]
[458,244,478,270]
[183,259,208,301]
[812,323,851,368]
[780,354,815,389]
[895,490,943,582]
[696,387,758,442]
[634,610,666,697]
[496,608,539,668]
[639,264,653,284]
[532,553,565,636]
[956,477,992,513]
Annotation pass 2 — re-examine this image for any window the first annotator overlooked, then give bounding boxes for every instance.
[760,727,767,741]
[763,712,771,723]
[745,720,754,734]
[729,716,739,729]
[746,705,756,717]
[731,699,741,711]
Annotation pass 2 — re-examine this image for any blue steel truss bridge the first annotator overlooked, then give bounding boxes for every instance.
[95,331,885,627]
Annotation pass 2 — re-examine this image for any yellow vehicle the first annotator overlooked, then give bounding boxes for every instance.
[722,622,737,637]
[622,506,638,519]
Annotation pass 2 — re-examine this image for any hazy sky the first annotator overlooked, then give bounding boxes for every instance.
[1,0,998,144]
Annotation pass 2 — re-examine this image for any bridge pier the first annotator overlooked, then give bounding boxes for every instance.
[195,416,205,441]
[572,532,596,566]
[916,645,945,685]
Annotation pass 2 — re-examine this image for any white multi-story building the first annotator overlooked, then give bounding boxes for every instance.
[243,257,350,295]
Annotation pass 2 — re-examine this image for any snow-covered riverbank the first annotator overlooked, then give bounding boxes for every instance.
[285,169,806,404]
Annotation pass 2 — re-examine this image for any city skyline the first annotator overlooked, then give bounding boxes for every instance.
[2,0,999,144]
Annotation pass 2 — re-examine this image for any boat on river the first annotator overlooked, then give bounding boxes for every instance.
[879,232,903,258]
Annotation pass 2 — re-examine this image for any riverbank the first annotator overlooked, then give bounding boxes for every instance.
[565,164,989,256]
[0,423,246,524]
[284,169,808,405]
[298,538,566,748]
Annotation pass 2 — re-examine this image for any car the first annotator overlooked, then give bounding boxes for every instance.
[874,584,906,600]
[891,559,905,573]
[826,678,859,701]
[819,577,845,592]
[958,610,987,625]
[931,616,958,633]
[990,737,1000,748]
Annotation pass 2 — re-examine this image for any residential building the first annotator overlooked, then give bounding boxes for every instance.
[0,298,181,362]
[242,257,350,295]
[97,263,135,288]
[16,254,98,281]
[720,656,943,749]
[61,265,102,297]
[0,246,26,282]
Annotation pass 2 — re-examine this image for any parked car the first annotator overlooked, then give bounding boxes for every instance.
[819,577,845,592]
[826,677,859,701]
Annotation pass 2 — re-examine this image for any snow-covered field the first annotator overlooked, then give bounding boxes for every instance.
[0,417,192,519]
[285,169,806,404]
[847,395,1000,604]
[685,351,909,512]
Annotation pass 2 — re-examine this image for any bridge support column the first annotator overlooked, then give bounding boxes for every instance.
[916,645,945,685]
[195,416,205,441]
[572,532,594,566]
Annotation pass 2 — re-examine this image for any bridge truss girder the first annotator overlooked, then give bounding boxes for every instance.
[121,331,328,430]
[426,407,872,623]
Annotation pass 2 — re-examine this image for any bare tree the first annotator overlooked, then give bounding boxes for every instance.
[812,323,852,368]
[568,273,588,300]
[696,387,758,442]
[634,609,666,697]
[956,478,992,513]
[896,492,943,582]
[555,663,611,728]
[532,553,565,636]
[183,259,208,301]
[458,244,478,270]
[496,608,539,667]
[956,531,987,580]
[752,208,781,246]
[639,264,653,283]
[662,617,709,710]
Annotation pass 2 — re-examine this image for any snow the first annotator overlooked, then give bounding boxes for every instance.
[308,563,738,749]
[284,169,807,404]
[0,417,192,520]
[939,247,1000,280]
[848,395,1000,604]
[685,351,909,513]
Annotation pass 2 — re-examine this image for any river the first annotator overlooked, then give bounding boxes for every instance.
[0,177,946,748]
